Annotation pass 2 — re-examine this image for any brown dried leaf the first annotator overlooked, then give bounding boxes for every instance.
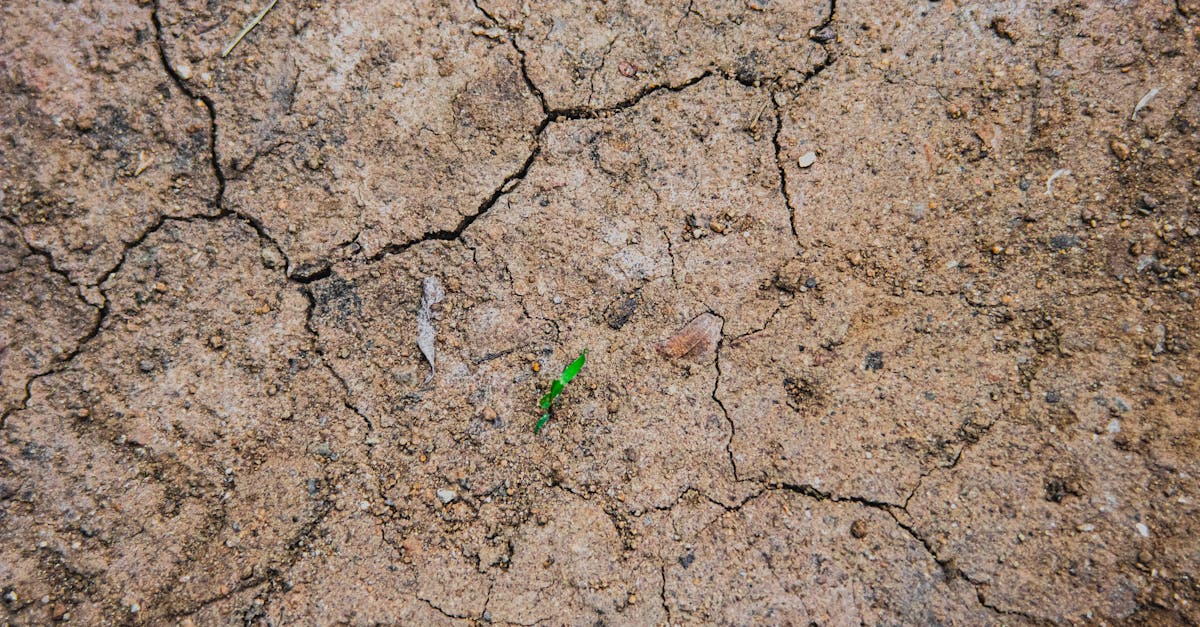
[655,313,722,360]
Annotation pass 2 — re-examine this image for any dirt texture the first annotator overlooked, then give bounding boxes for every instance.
[2,0,1199,625]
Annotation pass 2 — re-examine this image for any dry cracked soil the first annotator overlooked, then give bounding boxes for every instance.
[2,0,1200,625]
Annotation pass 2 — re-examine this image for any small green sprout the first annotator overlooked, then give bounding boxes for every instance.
[534,350,587,434]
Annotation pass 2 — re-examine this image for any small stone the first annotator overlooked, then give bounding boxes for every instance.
[709,220,725,234]
[797,151,817,168]
[177,64,192,80]
[437,489,457,504]
[139,360,154,373]
[209,335,225,349]
[1045,390,1060,404]
[1076,523,1095,532]
[850,519,869,538]
[1049,235,1080,251]
[1110,139,1131,161]
[1135,522,1150,538]
[51,603,68,621]
[261,246,283,269]
[810,25,836,44]
[1138,194,1158,216]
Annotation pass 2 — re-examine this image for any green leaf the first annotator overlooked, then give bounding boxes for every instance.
[560,350,587,385]
[533,350,588,435]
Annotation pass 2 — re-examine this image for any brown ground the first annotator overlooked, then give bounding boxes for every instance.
[2,0,1199,624]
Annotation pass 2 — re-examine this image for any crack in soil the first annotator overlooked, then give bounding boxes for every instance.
[708,312,740,482]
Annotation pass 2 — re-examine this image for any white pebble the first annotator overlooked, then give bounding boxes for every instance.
[177,64,192,80]
[1135,522,1150,538]
[436,489,457,504]
[797,151,818,168]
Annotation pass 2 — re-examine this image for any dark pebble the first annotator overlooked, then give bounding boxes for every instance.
[863,351,884,371]
[1049,235,1080,251]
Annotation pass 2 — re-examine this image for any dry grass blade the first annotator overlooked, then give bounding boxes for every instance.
[222,0,279,58]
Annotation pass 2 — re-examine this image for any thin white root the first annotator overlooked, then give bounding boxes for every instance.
[1046,168,1072,197]
[1131,87,1161,121]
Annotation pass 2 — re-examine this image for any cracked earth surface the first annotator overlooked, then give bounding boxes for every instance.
[2,0,1200,624]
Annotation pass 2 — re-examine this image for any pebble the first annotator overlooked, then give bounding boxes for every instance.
[1076,523,1095,532]
[1138,194,1158,216]
[850,519,869,538]
[810,25,836,44]
[1135,522,1150,538]
[437,489,457,504]
[261,246,283,269]
[797,151,818,168]
[1110,139,1131,161]
[177,64,192,80]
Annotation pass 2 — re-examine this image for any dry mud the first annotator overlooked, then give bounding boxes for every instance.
[2,0,1200,624]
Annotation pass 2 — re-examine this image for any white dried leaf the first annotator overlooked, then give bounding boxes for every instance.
[1131,87,1160,121]
[417,277,444,382]
[1045,168,1071,197]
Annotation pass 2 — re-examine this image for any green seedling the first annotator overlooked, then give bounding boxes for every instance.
[534,350,587,434]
